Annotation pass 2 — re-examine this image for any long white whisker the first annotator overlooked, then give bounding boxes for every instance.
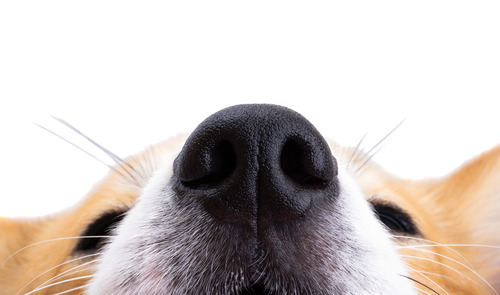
[401,255,498,295]
[354,119,406,174]
[414,287,434,295]
[399,243,500,250]
[52,284,89,295]
[346,133,367,171]
[403,247,496,294]
[393,235,475,269]
[407,264,450,295]
[399,244,475,271]
[411,265,460,285]
[54,117,149,186]
[366,119,406,156]
[15,253,99,295]
[34,123,114,170]
[36,119,143,186]
[51,117,123,166]
[35,258,99,291]
[3,236,109,265]
[23,275,93,295]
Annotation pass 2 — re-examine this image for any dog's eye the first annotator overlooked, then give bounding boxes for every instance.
[75,211,126,253]
[371,202,419,235]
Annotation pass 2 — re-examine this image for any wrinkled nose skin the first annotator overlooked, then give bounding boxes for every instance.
[173,104,339,231]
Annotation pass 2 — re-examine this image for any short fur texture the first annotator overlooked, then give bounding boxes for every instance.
[1,104,499,294]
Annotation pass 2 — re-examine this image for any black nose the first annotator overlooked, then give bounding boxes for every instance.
[173,104,338,228]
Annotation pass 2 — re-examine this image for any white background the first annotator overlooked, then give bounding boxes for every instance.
[1,1,499,217]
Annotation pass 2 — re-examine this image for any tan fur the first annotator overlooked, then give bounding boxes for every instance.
[351,145,500,294]
[1,136,500,294]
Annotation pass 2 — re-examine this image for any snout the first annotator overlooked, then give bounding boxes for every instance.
[89,104,415,294]
[173,104,339,230]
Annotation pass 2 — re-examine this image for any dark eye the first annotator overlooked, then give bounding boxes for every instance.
[75,211,126,253]
[372,202,419,235]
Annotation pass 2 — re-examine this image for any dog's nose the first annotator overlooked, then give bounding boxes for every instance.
[173,104,338,228]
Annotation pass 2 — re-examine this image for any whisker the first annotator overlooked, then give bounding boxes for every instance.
[3,236,109,265]
[403,248,497,294]
[399,274,440,295]
[34,123,114,171]
[365,119,407,157]
[414,287,435,295]
[402,245,476,271]
[36,118,144,187]
[51,117,123,166]
[354,119,406,174]
[393,235,475,269]
[398,243,500,250]
[23,275,94,295]
[410,264,460,285]
[15,253,99,295]
[52,284,88,295]
[357,144,384,172]
[401,255,498,295]
[53,117,147,186]
[34,258,100,292]
[406,265,449,295]
[30,267,92,295]
[346,132,367,171]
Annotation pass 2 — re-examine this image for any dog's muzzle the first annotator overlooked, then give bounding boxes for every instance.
[88,104,415,294]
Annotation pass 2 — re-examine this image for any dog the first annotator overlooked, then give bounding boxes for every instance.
[1,104,499,294]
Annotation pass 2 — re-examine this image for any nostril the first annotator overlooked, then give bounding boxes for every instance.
[178,140,237,189]
[280,139,334,186]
